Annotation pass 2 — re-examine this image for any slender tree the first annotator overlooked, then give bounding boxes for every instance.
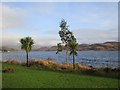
[56,43,63,54]
[69,37,78,69]
[57,19,72,64]
[20,37,34,67]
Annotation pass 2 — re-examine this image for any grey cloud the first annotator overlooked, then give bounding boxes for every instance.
[0,5,26,30]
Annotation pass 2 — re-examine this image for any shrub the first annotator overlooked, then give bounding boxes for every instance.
[97,67,113,73]
[103,67,112,72]
[4,60,20,65]
[29,60,56,68]
[3,67,14,73]
[10,60,20,65]
[29,60,37,66]
[76,64,92,71]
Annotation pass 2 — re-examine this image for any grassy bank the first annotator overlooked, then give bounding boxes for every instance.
[2,63,119,88]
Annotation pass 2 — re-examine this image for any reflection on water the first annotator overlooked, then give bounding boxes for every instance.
[1,51,118,68]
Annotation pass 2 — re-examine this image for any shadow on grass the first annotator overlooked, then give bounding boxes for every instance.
[79,69,119,80]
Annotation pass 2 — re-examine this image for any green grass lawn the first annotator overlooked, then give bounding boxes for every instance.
[2,63,119,88]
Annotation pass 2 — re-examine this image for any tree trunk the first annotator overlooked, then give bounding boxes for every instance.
[66,44,68,64]
[26,51,29,67]
[73,53,75,69]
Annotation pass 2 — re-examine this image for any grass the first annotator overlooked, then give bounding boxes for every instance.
[2,63,119,88]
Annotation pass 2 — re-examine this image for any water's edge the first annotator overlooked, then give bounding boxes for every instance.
[1,51,118,68]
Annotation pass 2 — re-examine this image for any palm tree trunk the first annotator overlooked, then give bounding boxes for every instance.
[73,53,75,69]
[26,51,29,67]
[66,44,68,64]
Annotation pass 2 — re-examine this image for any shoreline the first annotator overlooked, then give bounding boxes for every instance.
[2,60,120,70]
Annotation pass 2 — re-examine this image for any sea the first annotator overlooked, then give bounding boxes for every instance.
[1,51,119,68]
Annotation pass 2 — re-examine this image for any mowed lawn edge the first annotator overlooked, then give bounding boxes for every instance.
[2,63,119,88]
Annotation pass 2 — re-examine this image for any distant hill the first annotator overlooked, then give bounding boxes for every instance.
[33,42,119,51]
[0,47,18,52]
[33,46,57,51]
[77,42,119,51]
[1,42,119,52]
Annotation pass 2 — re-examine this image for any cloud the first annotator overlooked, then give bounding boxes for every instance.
[2,33,39,46]
[2,32,60,47]
[1,2,118,47]
[33,36,60,46]
[35,3,55,15]
[67,3,118,30]
[0,5,26,30]
[2,33,23,46]
[73,28,118,44]
[23,2,55,15]
[2,27,117,47]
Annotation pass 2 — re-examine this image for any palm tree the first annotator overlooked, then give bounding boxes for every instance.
[20,37,34,67]
[69,38,78,69]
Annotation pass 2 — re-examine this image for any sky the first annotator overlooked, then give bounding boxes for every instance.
[0,2,118,47]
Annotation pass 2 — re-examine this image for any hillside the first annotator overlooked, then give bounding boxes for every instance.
[0,47,18,52]
[1,42,118,52]
[78,42,119,51]
[33,42,119,51]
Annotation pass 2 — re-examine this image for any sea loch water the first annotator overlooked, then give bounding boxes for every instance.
[1,51,118,68]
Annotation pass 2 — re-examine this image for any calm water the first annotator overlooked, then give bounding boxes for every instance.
[1,51,119,68]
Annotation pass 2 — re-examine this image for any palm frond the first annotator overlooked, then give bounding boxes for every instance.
[20,36,34,52]
[69,51,72,55]
[74,51,78,56]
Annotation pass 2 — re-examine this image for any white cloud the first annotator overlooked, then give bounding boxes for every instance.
[74,28,118,44]
[1,2,118,47]
[34,36,60,46]
[69,3,118,30]
[2,28,118,47]
[2,33,60,47]
[2,33,22,46]
[0,5,26,30]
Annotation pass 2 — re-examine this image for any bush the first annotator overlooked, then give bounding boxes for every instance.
[4,60,20,65]
[10,60,20,65]
[3,67,14,73]
[76,64,92,71]
[28,60,56,67]
[97,67,113,73]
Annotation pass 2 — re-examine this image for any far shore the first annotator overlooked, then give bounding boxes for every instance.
[1,41,119,52]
